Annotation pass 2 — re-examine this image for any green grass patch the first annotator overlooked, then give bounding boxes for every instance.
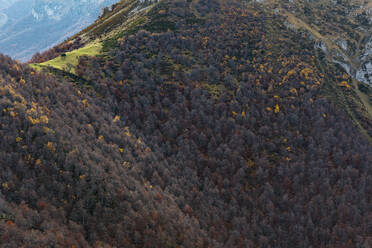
[29,63,45,71]
[31,42,102,74]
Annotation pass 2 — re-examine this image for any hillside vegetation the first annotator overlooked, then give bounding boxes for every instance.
[1,0,371,247]
[31,42,102,75]
[32,0,372,141]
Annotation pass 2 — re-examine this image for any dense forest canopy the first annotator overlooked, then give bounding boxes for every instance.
[0,0,371,247]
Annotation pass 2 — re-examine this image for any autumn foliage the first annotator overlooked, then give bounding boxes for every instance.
[0,0,371,247]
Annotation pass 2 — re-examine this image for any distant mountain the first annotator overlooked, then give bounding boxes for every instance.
[0,0,118,61]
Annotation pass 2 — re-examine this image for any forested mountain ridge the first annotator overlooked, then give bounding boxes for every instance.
[0,55,201,246]
[31,0,372,142]
[0,0,371,247]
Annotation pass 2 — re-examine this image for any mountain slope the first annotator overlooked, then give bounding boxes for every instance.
[29,0,160,64]
[33,0,372,141]
[272,0,372,141]
[0,54,208,247]
[19,0,372,247]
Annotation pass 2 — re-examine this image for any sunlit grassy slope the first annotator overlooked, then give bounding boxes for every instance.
[29,0,157,75]
[30,42,102,74]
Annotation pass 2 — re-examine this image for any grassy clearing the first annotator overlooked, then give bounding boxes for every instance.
[30,42,102,74]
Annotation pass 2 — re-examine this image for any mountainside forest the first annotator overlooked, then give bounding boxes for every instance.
[0,0,371,247]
